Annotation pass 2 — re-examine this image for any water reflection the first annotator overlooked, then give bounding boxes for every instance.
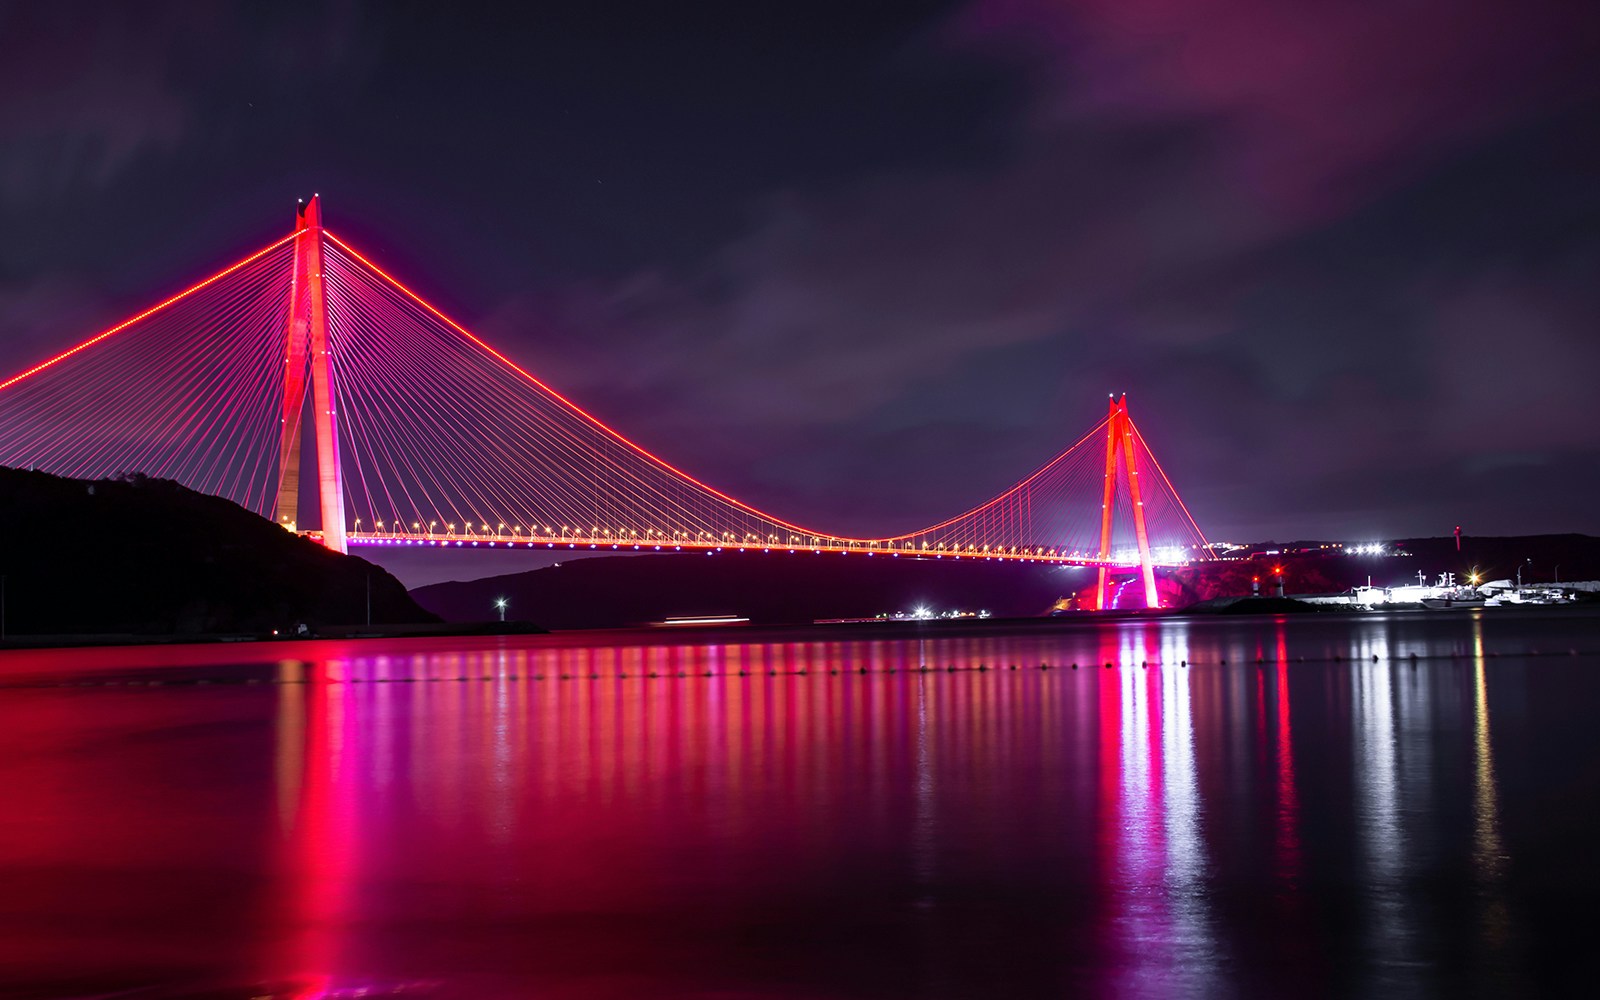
[1353,652,1413,993]
[2,613,1591,996]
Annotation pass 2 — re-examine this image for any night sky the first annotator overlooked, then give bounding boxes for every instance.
[3,0,1599,553]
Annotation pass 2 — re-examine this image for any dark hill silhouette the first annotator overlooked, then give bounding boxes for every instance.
[411,552,1100,628]
[1172,534,1600,600]
[412,533,1600,629]
[0,467,435,636]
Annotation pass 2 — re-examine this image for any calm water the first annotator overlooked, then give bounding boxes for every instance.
[3,610,1600,999]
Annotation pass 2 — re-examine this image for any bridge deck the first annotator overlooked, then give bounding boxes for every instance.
[342,531,1194,567]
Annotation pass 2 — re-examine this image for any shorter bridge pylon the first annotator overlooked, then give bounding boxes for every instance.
[1095,394,1160,610]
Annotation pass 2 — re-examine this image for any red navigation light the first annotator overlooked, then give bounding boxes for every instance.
[1273,565,1283,576]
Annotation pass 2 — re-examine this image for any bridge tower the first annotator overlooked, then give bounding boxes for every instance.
[273,195,346,553]
[1095,394,1160,609]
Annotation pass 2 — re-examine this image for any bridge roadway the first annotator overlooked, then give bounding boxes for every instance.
[339,529,1196,568]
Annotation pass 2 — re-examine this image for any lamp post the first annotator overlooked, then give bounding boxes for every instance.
[494,597,508,622]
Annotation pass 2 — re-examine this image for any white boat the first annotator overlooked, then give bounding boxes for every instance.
[1421,590,1489,610]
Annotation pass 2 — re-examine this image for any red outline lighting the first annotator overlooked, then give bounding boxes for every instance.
[0,233,298,393]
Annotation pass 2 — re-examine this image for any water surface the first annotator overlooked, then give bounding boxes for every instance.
[3,610,1599,998]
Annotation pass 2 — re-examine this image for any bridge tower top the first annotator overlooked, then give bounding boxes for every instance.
[295,193,323,231]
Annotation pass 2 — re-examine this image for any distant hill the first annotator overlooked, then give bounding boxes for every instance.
[411,533,1600,629]
[1394,534,1600,585]
[411,551,1097,628]
[1179,534,1600,597]
[0,467,436,636]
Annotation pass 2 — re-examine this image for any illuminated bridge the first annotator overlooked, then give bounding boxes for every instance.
[0,197,1212,609]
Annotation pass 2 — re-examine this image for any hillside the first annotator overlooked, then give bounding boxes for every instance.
[411,551,1094,628]
[0,467,436,636]
[411,533,1600,629]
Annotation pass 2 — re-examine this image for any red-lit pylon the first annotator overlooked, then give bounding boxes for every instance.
[1095,394,1160,609]
[273,195,346,553]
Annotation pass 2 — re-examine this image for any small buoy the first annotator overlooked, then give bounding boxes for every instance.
[1180,660,1187,667]
[860,667,868,674]
[1372,654,1379,662]
[1009,664,1018,671]
[1104,662,1113,669]
[738,670,748,677]
[648,672,658,679]
[977,665,987,672]
[1071,663,1078,670]
[830,669,839,675]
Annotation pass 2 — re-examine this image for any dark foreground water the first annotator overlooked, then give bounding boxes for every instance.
[4,609,1600,999]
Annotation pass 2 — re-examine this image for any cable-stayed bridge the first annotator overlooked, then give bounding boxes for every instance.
[0,197,1211,609]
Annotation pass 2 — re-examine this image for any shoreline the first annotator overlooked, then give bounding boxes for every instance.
[5,600,1594,653]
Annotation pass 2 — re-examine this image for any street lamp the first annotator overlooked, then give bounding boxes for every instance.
[493,597,508,622]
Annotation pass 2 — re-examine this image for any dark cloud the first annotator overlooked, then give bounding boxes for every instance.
[1,0,1597,553]
[499,1,1599,540]
[0,1,372,206]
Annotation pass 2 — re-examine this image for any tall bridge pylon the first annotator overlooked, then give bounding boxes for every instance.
[0,196,1214,604]
[275,196,346,552]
